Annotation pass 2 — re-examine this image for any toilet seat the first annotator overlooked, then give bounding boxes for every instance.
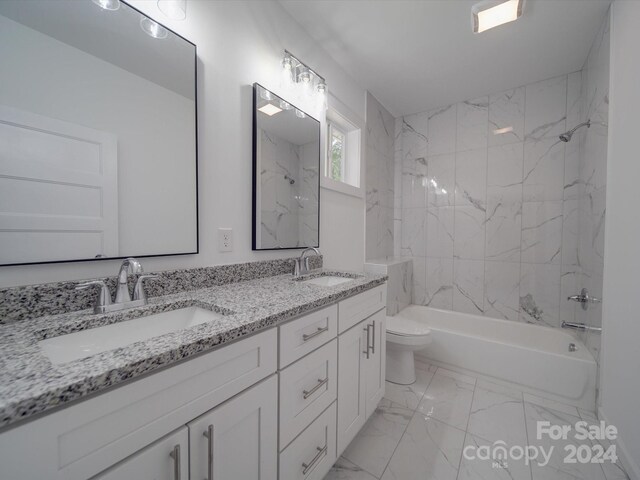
[386,316,431,347]
[386,316,431,336]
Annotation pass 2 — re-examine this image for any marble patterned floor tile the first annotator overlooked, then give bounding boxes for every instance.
[324,457,378,480]
[417,372,474,430]
[523,393,580,417]
[435,367,477,386]
[524,403,607,480]
[467,386,527,447]
[380,415,465,480]
[342,399,413,478]
[383,360,437,411]
[457,432,532,480]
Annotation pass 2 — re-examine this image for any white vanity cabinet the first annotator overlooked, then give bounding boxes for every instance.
[188,376,278,480]
[336,309,386,453]
[0,283,386,480]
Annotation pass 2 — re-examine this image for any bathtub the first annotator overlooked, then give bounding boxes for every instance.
[397,305,597,411]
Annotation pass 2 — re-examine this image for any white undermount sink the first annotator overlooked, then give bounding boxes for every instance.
[39,307,224,365]
[301,275,355,287]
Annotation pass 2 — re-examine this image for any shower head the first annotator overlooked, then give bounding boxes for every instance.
[559,120,591,142]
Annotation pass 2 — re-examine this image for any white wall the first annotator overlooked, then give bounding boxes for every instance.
[0,0,366,287]
[600,2,640,478]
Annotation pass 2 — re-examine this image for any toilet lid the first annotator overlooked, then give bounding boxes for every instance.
[386,316,431,336]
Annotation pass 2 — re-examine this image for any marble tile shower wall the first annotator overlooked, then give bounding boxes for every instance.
[399,73,586,328]
[365,92,396,260]
[576,13,609,366]
[259,130,319,248]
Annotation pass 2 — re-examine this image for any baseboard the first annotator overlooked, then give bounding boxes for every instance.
[598,407,639,480]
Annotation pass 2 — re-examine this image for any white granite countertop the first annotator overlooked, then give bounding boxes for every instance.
[0,270,386,429]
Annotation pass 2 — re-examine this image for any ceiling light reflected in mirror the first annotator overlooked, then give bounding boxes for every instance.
[140,16,168,38]
[258,104,282,116]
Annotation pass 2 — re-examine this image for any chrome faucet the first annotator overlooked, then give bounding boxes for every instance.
[115,257,143,303]
[293,247,321,277]
[76,257,157,314]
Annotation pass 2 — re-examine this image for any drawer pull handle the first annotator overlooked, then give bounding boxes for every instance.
[203,424,213,480]
[169,444,181,480]
[302,325,329,341]
[302,444,327,475]
[303,377,329,399]
[363,324,371,359]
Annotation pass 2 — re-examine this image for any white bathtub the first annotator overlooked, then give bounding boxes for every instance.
[397,305,597,411]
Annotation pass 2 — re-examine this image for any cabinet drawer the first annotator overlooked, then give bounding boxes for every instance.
[94,427,188,480]
[338,284,386,333]
[279,402,337,480]
[279,339,337,449]
[279,304,337,368]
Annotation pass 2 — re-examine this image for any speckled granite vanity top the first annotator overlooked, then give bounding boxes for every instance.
[0,270,386,429]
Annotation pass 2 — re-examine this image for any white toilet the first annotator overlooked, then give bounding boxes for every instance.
[385,315,432,385]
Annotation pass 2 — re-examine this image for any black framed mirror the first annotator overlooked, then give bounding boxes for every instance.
[252,83,320,250]
[0,0,198,266]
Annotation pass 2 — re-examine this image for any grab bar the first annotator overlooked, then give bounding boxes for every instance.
[561,321,602,333]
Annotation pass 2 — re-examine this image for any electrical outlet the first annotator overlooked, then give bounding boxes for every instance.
[218,228,233,252]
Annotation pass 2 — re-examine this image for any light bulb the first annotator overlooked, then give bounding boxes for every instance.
[158,0,186,20]
[282,54,293,71]
[260,87,273,101]
[92,0,120,11]
[298,67,311,84]
[316,82,326,94]
[140,17,168,39]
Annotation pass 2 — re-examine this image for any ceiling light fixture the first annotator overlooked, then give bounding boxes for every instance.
[472,0,525,34]
[140,17,168,39]
[258,104,282,116]
[295,109,306,119]
[158,0,186,20]
[92,0,120,11]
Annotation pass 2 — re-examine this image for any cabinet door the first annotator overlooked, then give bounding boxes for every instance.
[336,319,367,455]
[364,309,386,418]
[188,375,278,480]
[94,427,188,480]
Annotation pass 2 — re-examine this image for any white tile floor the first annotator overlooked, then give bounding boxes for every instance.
[325,360,629,480]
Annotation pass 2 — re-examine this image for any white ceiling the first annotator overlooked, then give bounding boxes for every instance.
[279,0,611,117]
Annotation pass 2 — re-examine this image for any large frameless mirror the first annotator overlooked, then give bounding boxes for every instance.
[252,83,320,250]
[0,0,198,266]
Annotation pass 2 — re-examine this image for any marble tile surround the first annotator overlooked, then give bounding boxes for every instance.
[366,92,396,260]
[574,13,610,375]
[397,61,608,330]
[365,258,411,316]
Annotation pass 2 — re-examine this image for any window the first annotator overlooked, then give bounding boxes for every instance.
[322,97,363,197]
[328,123,347,182]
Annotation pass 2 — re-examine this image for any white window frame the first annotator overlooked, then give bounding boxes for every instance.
[327,121,347,182]
[321,93,364,198]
